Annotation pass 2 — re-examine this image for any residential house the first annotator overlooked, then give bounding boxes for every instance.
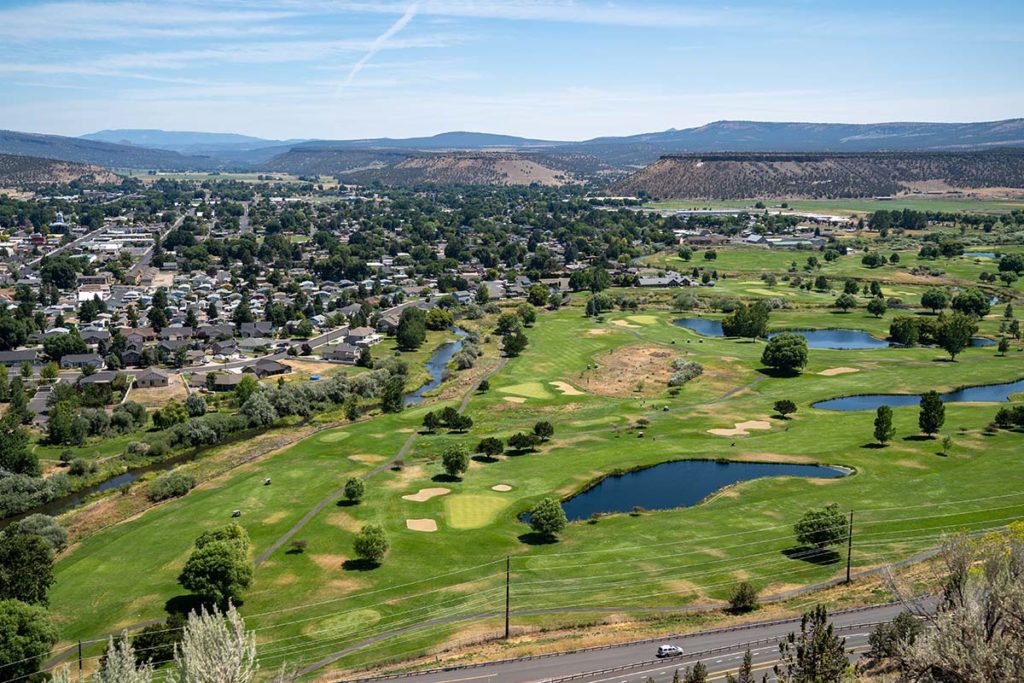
[136,368,169,388]
[239,321,274,338]
[0,349,39,367]
[243,359,291,379]
[60,353,103,370]
[322,343,361,363]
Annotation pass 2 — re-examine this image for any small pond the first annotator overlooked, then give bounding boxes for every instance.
[812,377,1024,411]
[404,328,467,406]
[965,252,997,259]
[552,460,848,521]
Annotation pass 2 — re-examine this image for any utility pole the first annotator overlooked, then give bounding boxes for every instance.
[505,556,511,640]
[845,510,854,584]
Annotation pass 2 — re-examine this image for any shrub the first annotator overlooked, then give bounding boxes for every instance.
[668,360,703,386]
[728,581,759,613]
[148,471,197,502]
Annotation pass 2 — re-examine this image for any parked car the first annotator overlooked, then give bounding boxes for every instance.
[656,644,684,658]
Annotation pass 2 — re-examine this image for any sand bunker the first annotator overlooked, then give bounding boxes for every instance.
[549,381,584,396]
[491,484,513,492]
[406,519,438,532]
[708,420,772,437]
[503,396,526,404]
[401,487,451,502]
[610,319,640,328]
[819,367,860,376]
[586,328,611,336]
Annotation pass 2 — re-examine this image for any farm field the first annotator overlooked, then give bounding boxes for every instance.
[48,294,1024,679]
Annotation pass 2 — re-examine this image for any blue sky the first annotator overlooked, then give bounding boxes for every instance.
[0,0,1022,140]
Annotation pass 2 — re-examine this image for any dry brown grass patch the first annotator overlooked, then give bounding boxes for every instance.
[584,344,681,397]
[310,554,348,570]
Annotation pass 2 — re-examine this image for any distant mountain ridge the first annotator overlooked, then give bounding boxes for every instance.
[0,119,1020,174]
[0,129,216,171]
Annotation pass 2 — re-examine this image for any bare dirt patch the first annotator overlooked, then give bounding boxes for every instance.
[503,396,526,404]
[311,554,348,571]
[549,381,584,396]
[707,420,772,437]
[325,511,361,532]
[130,372,188,407]
[585,328,611,336]
[735,452,816,465]
[584,344,680,398]
[262,511,288,524]
[491,484,513,492]
[348,453,386,465]
[819,367,860,376]
[406,519,439,532]
[402,487,451,502]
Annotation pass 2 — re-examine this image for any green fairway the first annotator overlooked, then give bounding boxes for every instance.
[48,297,1024,678]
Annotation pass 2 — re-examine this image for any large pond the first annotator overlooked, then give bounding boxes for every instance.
[813,377,1024,411]
[674,319,995,350]
[404,328,467,406]
[768,329,890,350]
[675,318,889,349]
[555,460,848,521]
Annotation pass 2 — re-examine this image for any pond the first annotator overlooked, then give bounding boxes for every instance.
[965,252,997,259]
[404,328,467,406]
[812,377,1024,411]
[673,317,724,337]
[675,319,893,349]
[552,460,849,521]
[768,329,891,350]
[675,319,996,350]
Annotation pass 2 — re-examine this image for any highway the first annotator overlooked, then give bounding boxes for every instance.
[334,600,929,683]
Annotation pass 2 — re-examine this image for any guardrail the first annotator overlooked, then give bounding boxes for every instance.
[330,602,906,682]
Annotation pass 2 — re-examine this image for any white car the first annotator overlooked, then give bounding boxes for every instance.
[656,644,684,658]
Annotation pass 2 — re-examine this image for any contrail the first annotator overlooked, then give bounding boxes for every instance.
[341,2,418,88]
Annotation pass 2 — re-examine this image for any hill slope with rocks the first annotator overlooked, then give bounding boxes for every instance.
[0,153,120,188]
[613,151,1024,199]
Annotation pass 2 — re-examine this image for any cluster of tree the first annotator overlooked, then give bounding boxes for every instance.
[422,406,473,433]
[0,513,64,681]
[889,312,979,359]
[721,301,770,339]
[871,392,946,447]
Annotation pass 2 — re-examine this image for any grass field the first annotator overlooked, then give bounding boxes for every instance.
[648,197,1024,215]
[46,292,1024,678]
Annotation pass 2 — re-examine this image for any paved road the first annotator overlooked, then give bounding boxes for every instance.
[334,600,929,683]
[26,226,106,267]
